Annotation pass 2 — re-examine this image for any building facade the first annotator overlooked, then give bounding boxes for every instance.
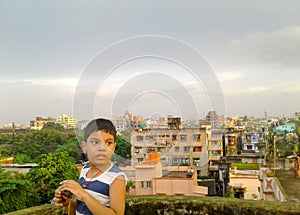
[131,116,209,176]
[208,130,224,170]
[57,114,77,129]
[30,117,56,130]
[242,132,259,152]
[134,153,208,196]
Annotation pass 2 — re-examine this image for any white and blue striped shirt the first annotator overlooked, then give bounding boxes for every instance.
[76,162,127,215]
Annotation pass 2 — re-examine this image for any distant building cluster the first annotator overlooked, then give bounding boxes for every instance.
[1,109,299,202]
[29,114,77,130]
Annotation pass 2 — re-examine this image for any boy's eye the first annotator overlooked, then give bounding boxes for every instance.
[106,141,113,146]
[91,141,98,145]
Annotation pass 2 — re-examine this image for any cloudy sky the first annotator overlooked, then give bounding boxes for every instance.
[1,1,300,125]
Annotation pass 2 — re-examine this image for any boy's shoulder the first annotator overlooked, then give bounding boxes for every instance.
[108,164,124,173]
[82,162,90,169]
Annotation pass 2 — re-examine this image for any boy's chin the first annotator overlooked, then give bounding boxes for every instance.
[90,159,110,166]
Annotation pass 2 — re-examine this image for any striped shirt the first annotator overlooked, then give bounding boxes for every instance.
[76,162,127,215]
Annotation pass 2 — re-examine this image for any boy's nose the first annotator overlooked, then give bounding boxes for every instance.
[97,141,106,151]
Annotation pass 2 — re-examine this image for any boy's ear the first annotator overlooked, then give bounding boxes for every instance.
[81,141,87,154]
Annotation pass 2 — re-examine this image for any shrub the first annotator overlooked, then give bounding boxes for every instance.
[0,167,39,214]
[27,152,79,204]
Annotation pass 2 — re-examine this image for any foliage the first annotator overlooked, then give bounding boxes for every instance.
[15,129,67,161]
[0,167,40,214]
[2,204,66,215]
[0,144,11,158]
[42,122,65,131]
[124,196,300,215]
[226,187,235,198]
[120,129,131,143]
[0,133,12,145]
[27,152,79,204]
[115,135,131,159]
[112,135,132,166]
[126,180,135,192]
[14,154,32,164]
[7,196,300,215]
[55,136,83,163]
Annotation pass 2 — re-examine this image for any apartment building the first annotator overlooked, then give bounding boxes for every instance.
[131,116,209,176]
[112,115,127,132]
[134,153,208,196]
[242,132,259,152]
[57,114,77,129]
[208,130,224,170]
[205,111,225,129]
[30,116,56,130]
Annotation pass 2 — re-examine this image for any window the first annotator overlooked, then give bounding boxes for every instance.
[172,135,177,140]
[193,146,202,152]
[193,134,201,141]
[141,181,152,188]
[228,136,236,145]
[183,146,190,152]
[173,158,180,164]
[179,134,187,141]
[175,146,180,152]
[136,136,143,141]
[147,147,155,153]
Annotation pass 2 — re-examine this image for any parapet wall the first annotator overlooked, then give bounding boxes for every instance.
[4,196,300,215]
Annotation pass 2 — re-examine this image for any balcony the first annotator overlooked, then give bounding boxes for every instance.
[209,155,221,161]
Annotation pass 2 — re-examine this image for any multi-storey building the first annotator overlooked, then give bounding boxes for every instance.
[242,132,259,152]
[225,126,263,164]
[134,153,208,196]
[131,115,209,176]
[225,133,237,156]
[208,130,224,170]
[57,114,77,129]
[112,115,126,132]
[205,111,225,129]
[30,116,56,130]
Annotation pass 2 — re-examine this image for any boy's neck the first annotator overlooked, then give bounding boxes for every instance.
[89,161,111,172]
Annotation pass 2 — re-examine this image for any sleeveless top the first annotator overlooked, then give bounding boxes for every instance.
[76,162,127,215]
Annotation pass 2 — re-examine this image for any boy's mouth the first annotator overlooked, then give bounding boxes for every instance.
[96,154,106,159]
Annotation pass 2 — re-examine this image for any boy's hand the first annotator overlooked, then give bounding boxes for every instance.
[53,188,69,206]
[59,180,87,202]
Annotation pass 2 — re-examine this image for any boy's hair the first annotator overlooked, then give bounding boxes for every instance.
[83,118,116,142]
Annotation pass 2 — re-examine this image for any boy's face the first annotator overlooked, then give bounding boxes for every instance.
[82,130,116,167]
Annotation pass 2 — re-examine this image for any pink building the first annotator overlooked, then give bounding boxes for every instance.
[134,153,208,196]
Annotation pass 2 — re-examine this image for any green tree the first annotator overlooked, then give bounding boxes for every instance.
[0,134,12,145]
[115,135,131,159]
[111,135,131,166]
[56,136,83,163]
[0,166,39,214]
[42,122,65,131]
[27,152,79,203]
[14,154,32,164]
[0,144,11,158]
[15,129,67,161]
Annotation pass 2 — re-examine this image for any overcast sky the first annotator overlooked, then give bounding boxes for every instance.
[1,1,300,125]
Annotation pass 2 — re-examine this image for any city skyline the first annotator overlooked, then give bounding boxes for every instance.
[0,109,294,127]
[1,1,300,125]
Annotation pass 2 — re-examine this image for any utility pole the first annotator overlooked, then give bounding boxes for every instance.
[11,122,15,163]
[273,136,277,174]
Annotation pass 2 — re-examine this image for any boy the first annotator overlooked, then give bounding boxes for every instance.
[53,118,127,215]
